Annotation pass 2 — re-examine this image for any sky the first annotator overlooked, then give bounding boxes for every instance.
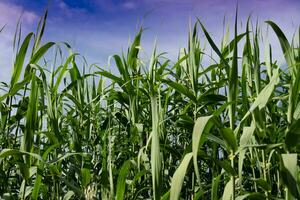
[0,0,299,82]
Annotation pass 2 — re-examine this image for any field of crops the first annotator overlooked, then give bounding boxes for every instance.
[0,10,299,200]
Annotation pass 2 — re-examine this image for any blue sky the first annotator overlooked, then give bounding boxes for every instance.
[0,0,299,82]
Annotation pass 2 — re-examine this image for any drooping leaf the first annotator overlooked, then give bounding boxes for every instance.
[170,153,193,200]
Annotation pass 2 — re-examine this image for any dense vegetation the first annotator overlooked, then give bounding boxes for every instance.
[0,10,299,200]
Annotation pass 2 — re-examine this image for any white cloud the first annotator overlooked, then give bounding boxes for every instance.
[0,2,37,27]
[92,0,142,11]
[0,2,38,82]
[122,2,137,10]
[55,0,88,18]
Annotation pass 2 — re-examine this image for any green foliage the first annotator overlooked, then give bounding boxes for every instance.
[0,10,299,200]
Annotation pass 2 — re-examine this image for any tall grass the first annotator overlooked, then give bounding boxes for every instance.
[0,10,299,200]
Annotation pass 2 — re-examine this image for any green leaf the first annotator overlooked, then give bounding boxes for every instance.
[192,115,214,185]
[96,70,124,87]
[266,20,297,123]
[211,173,222,200]
[11,33,34,87]
[161,190,170,200]
[164,79,197,103]
[281,154,299,199]
[265,21,293,68]
[228,10,239,129]
[221,128,238,153]
[53,53,77,91]
[63,191,75,200]
[81,168,91,188]
[238,68,279,130]
[254,179,271,191]
[31,165,43,200]
[250,68,279,111]
[0,149,43,162]
[236,193,266,200]
[47,152,88,164]
[216,160,237,176]
[116,160,132,200]
[114,54,129,82]
[238,124,255,181]
[285,119,300,151]
[170,152,193,200]
[30,42,55,63]
[222,32,247,58]
[0,74,32,101]
[222,179,233,200]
